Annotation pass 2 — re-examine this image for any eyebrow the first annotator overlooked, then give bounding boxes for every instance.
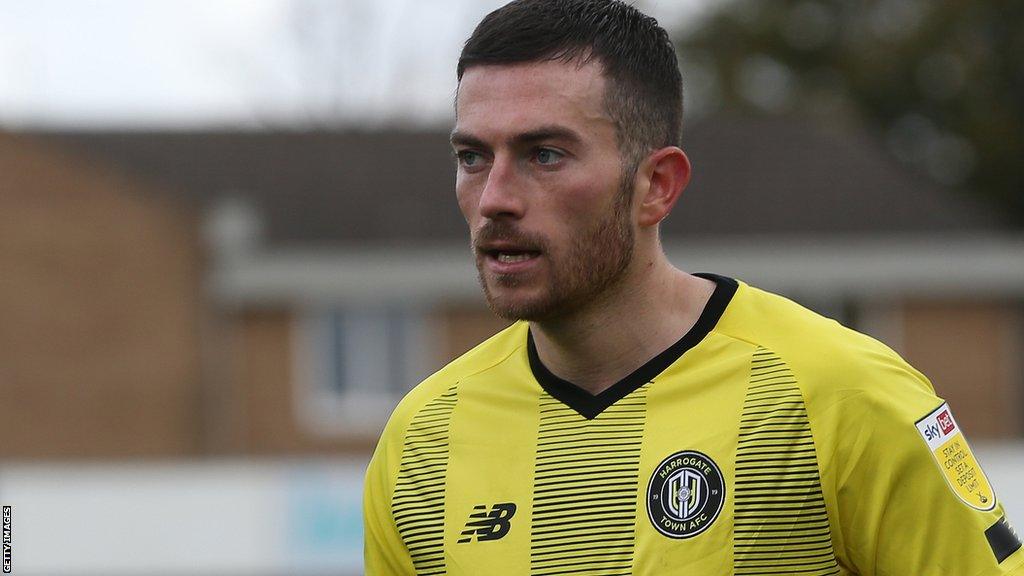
[450,125,583,149]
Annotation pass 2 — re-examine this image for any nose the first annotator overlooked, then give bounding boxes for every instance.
[478,155,525,220]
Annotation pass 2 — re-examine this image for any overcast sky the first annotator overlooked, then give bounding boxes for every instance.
[0,0,717,129]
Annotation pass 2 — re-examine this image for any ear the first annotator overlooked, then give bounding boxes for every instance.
[635,147,691,228]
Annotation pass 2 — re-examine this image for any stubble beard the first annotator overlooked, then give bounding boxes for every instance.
[475,179,636,322]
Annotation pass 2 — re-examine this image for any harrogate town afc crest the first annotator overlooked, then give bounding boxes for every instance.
[647,450,725,538]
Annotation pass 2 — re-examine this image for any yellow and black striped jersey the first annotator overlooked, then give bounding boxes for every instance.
[364,273,1024,575]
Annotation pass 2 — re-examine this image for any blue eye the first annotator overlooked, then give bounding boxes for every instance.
[458,151,482,166]
[535,148,563,165]
[457,150,489,171]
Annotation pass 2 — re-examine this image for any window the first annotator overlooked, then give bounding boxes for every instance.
[293,306,435,435]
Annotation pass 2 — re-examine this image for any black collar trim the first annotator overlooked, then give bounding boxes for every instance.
[527,273,738,419]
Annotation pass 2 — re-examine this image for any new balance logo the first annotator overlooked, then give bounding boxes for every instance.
[457,503,517,543]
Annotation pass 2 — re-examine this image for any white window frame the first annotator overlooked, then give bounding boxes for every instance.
[292,305,434,436]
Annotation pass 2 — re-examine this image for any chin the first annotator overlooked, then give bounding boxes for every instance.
[485,295,538,321]
[483,287,555,322]
[486,289,583,323]
[478,267,574,321]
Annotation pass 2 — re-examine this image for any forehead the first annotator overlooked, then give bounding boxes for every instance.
[455,59,614,140]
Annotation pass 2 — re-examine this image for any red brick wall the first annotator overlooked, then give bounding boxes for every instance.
[220,305,509,455]
[0,134,204,458]
[224,309,380,454]
[900,300,1023,439]
[437,305,511,364]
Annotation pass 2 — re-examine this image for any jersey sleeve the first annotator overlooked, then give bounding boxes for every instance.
[363,424,416,576]
[830,362,1024,575]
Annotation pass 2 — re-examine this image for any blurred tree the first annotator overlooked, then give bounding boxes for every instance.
[677,0,1024,224]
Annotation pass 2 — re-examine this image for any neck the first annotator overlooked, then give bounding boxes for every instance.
[529,251,717,396]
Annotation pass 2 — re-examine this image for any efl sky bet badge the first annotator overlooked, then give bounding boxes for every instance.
[916,402,996,511]
[647,450,725,539]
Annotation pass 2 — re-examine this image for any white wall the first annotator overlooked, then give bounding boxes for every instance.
[0,459,368,576]
[977,443,1024,525]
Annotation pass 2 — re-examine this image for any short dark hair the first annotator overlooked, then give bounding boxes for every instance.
[457,0,683,169]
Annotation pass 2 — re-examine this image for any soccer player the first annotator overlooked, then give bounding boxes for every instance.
[363,0,1024,574]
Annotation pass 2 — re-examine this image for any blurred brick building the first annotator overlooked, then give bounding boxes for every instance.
[1,116,1022,460]
[0,134,204,457]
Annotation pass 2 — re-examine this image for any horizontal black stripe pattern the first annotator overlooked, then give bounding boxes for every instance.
[530,384,648,575]
[392,385,458,576]
[733,348,839,575]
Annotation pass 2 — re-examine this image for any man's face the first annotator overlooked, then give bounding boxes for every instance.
[452,59,636,321]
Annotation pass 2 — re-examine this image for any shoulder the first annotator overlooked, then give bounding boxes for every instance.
[713,280,935,407]
[378,321,528,439]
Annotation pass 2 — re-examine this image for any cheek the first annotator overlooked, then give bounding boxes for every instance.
[552,178,618,226]
[455,179,479,222]
[540,200,600,252]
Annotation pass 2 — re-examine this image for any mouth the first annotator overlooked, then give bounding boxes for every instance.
[486,249,541,263]
[478,246,543,273]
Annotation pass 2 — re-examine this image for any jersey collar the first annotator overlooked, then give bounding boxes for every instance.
[527,273,739,419]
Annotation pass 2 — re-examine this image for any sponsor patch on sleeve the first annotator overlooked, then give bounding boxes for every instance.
[915,402,996,511]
